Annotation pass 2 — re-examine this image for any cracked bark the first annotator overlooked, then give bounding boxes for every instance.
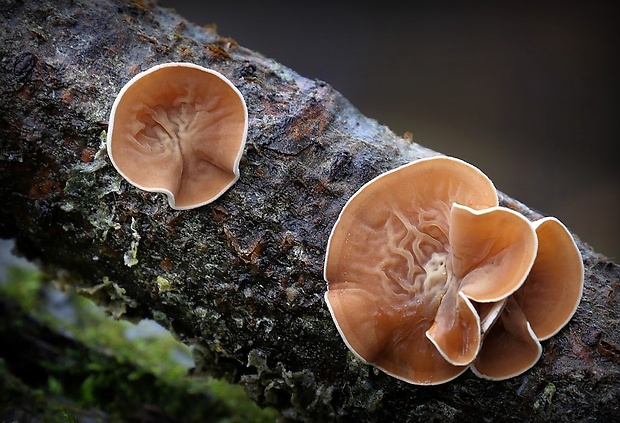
[1,0,619,421]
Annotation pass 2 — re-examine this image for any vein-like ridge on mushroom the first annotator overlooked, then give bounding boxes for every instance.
[107,63,248,210]
[323,156,583,385]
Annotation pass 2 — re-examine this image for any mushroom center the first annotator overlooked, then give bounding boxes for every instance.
[134,86,198,157]
[421,252,453,307]
[380,202,456,316]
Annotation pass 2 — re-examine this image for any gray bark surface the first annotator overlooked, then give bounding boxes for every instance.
[1,1,619,421]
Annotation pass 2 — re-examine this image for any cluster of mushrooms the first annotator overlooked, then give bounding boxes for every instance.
[323,157,584,384]
[107,63,584,386]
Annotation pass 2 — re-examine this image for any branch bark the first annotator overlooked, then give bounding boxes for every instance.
[1,1,619,421]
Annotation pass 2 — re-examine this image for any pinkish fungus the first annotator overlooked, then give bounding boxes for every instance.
[107,62,248,209]
[324,156,582,385]
[471,217,584,380]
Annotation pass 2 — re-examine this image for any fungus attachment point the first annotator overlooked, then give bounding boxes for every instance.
[324,156,583,385]
[107,62,248,209]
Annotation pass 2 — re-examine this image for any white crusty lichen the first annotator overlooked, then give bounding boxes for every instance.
[123,217,140,267]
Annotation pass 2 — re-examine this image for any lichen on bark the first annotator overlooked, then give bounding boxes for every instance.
[1,0,619,421]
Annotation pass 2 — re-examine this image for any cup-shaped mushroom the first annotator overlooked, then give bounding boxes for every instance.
[324,156,538,385]
[470,296,542,380]
[515,217,584,340]
[107,63,248,209]
[471,217,584,380]
[427,204,538,366]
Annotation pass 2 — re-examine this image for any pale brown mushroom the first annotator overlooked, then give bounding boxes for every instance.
[427,204,538,366]
[515,217,584,340]
[471,217,584,380]
[107,62,248,209]
[324,156,538,385]
[470,296,542,380]
[478,299,507,335]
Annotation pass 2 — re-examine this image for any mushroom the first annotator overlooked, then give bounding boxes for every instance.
[517,217,584,340]
[471,217,584,380]
[107,62,248,209]
[324,156,538,385]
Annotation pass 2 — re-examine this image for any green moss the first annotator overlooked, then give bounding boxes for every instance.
[1,264,279,422]
[1,265,42,310]
[156,275,171,292]
[61,131,124,240]
[75,276,137,319]
[533,382,556,414]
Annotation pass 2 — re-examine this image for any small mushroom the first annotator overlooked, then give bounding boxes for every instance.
[324,156,538,385]
[107,62,248,209]
[471,217,584,380]
[516,217,584,340]
[470,296,542,380]
[426,203,538,366]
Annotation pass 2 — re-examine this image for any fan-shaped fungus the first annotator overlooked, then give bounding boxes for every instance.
[107,62,248,209]
[471,217,584,380]
[324,156,539,385]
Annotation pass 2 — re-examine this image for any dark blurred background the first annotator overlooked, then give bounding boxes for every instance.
[158,1,618,260]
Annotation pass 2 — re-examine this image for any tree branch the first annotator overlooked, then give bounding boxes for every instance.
[1,0,619,421]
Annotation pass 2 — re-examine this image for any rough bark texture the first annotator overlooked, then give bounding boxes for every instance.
[1,1,619,421]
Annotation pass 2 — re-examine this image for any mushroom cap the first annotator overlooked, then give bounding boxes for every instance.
[470,296,542,380]
[470,217,584,380]
[324,156,538,384]
[448,204,538,303]
[427,204,538,366]
[107,62,248,209]
[514,217,584,340]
